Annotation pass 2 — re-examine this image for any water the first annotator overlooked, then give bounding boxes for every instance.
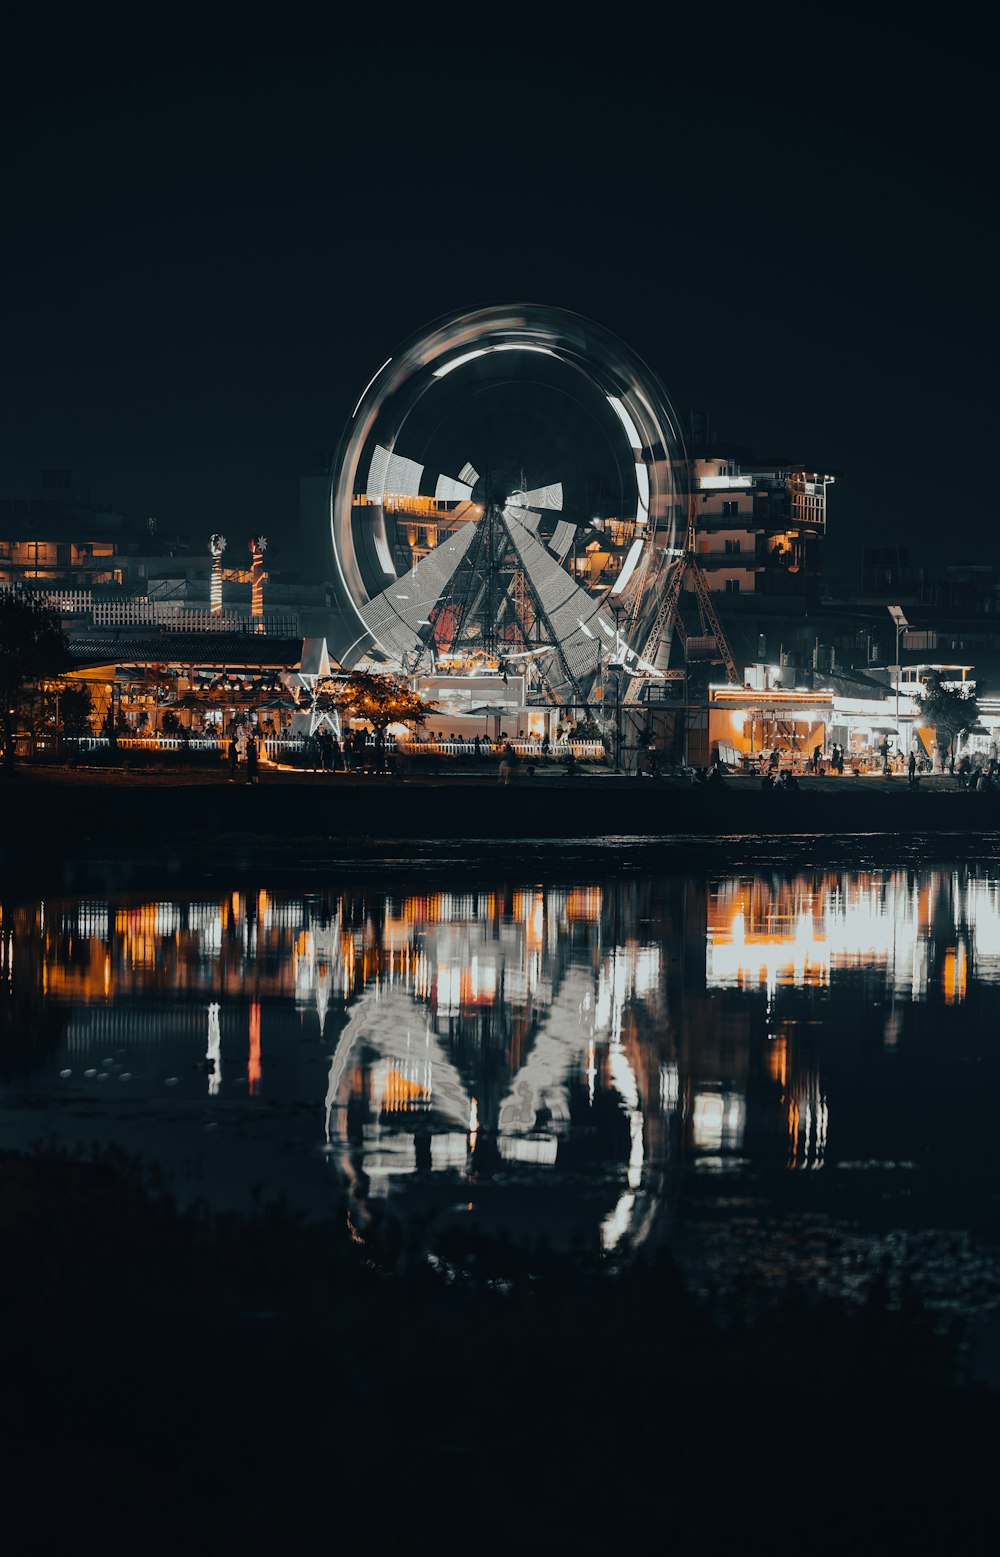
[4,854,1000,1321]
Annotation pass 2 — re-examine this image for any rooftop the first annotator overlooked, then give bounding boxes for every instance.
[67,634,303,670]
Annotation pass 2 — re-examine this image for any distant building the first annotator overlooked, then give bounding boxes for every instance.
[692,455,833,597]
[0,470,189,591]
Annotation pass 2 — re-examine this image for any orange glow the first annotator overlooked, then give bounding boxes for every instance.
[248,1001,261,1094]
[942,945,967,1005]
[377,1067,430,1112]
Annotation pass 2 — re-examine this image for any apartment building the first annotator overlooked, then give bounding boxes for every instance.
[692,455,834,597]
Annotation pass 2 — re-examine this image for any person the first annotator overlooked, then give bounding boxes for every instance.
[245,731,259,784]
[330,737,342,773]
[811,744,821,773]
[768,749,779,773]
[498,740,516,786]
[908,751,917,783]
[949,751,956,776]
[228,734,238,782]
[541,732,550,756]
[473,734,482,761]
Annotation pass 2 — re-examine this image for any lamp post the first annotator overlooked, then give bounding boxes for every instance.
[612,602,624,773]
[888,605,909,757]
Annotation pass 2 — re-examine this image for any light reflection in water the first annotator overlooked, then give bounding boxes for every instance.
[2,866,1000,1277]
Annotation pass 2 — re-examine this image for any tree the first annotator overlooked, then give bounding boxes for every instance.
[0,594,68,768]
[915,670,979,769]
[30,680,93,746]
[321,671,434,744]
[56,683,93,736]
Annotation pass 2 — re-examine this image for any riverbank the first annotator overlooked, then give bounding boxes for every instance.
[1,1144,994,1554]
[0,764,997,879]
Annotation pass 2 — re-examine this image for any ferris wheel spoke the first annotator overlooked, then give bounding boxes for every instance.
[521,481,563,512]
[355,519,479,663]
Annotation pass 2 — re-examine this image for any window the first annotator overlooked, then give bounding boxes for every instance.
[724,539,741,554]
[722,499,739,517]
[725,578,740,594]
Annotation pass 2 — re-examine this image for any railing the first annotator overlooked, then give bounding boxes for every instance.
[0,586,301,634]
[55,734,609,762]
[396,739,607,759]
[92,603,301,634]
[0,584,95,613]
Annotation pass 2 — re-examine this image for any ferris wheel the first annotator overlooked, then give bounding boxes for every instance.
[329,305,688,707]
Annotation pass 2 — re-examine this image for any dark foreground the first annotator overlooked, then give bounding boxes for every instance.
[2,1146,995,1555]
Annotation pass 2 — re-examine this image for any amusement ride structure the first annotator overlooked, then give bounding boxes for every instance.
[329,305,736,723]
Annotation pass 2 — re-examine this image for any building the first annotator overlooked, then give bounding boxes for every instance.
[0,470,190,593]
[692,455,834,599]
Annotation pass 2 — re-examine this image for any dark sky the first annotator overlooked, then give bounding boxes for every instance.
[3,17,995,578]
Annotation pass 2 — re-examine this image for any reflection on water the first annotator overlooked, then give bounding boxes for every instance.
[4,866,1000,1310]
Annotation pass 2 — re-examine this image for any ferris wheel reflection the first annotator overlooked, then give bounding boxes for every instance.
[5,861,1000,1252]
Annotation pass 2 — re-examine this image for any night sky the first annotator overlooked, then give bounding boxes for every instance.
[3,19,994,578]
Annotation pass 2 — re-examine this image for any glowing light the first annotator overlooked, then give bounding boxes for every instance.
[612,537,644,596]
[634,463,649,507]
[248,1001,261,1095]
[352,357,392,418]
[607,395,642,450]
[206,1002,222,1097]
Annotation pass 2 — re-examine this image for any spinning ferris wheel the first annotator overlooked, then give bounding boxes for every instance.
[329,305,691,707]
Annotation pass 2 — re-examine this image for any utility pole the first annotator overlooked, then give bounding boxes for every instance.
[888,605,909,754]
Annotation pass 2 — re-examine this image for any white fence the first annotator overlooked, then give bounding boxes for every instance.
[92,602,301,634]
[1,584,94,613]
[62,735,609,762]
[0,586,299,634]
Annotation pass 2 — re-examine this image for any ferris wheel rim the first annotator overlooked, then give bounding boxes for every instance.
[329,303,687,684]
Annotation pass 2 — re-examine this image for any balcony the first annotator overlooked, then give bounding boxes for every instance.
[696,551,761,567]
[696,512,826,535]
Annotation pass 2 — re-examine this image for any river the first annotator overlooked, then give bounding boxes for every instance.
[4,843,1000,1321]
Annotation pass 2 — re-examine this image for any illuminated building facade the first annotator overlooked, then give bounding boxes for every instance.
[64,631,304,734]
[694,456,833,597]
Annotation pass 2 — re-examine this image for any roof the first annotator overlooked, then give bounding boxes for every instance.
[822,666,894,698]
[66,633,303,670]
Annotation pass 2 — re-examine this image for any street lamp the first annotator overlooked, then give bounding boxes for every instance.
[612,602,624,772]
[887,605,909,756]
